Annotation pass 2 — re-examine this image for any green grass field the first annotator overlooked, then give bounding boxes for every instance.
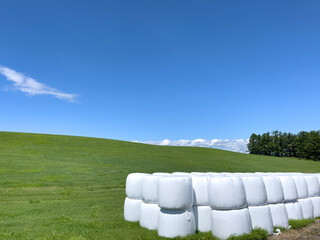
[1,131,320,239]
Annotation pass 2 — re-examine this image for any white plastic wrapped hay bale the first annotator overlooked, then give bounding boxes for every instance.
[172,172,190,176]
[191,175,209,206]
[124,197,142,222]
[191,172,208,176]
[208,176,247,210]
[278,175,299,202]
[315,174,320,187]
[241,176,273,235]
[304,174,320,218]
[126,173,149,199]
[208,173,228,178]
[157,176,195,238]
[190,174,211,232]
[268,203,289,229]
[139,175,166,230]
[208,176,252,238]
[193,205,211,232]
[285,201,303,220]
[139,202,161,230]
[158,176,193,210]
[153,172,171,176]
[241,176,267,206]
[235,173,255,177]
[277,175,304,220]
[304,175,320,218]
[311,196,320,217]
[221,173,238,177]
[141,175,166,204]
[298,198,314,219]
[292,175,309,199]
[210,208,252,240]
[304,175,320,197]
[262,175,284,204]
[291,175,314,219]
[208,172,223,176]
[261,175,289,228]
[124,173,149,222]
[248,205,274,235]
[158,208,196,238]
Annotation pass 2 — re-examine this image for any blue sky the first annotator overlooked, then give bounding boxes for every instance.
[1,1,320,151]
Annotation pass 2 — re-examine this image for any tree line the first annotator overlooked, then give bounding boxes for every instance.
[247,130,320,161]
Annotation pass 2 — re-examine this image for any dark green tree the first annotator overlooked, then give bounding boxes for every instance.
[247,133,260,154]
[247,130,320,161]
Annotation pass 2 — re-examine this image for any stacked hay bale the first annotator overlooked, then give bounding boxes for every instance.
[314,174,320,217]
[139,174,166,230]
[157,175,195,238]
[208,176,252,239]
[304,175,320,217]
[124,173,149,222]
[191,173,211,232]
[124,172,320,239]
[172,172,191,176]
[292,175,314,219]
[260,174,289,229]
[278,175,303,220]
[241,175,274,235]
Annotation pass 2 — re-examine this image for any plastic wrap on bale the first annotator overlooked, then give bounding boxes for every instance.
[285,201,303,220]
[172,172,191,176]
[298,198,314,219]
[278,175,299,202]
[123,172,320,238]
[193,205,211,232]
[311,196,320,217]
[248,205,274,235]
[139,202,161,230]
[208,176,247,210]
[304,175,320,197]
[157,176,193,210]
[153,172,171,176]
[191,175,209,206]
[124,197,142,222]
[142,175,165,204]
[241,176,267,206]
[210,208,252,240]
[292,175,309,199]
[262,176,284,204]
[268,203,289,229]
[126,173,149,199]
[158,208,196,238]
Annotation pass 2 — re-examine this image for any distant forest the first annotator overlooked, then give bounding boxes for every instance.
[247,130,320,161]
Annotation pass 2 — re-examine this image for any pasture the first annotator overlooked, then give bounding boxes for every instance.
[1,132,320,239]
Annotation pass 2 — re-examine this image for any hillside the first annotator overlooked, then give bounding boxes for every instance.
[1,131,320,239]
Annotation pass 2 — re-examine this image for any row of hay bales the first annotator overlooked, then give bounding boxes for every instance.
[124,172,320,239]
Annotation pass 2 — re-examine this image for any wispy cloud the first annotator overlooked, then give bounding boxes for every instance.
[0,66,77,102]
[134,138,249,153]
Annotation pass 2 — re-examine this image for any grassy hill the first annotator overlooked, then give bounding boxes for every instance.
[1,131,320,239]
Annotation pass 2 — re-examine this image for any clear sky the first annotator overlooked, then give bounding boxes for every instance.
[1,1,320,149]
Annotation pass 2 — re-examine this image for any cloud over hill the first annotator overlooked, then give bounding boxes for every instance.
[134,138,249,153]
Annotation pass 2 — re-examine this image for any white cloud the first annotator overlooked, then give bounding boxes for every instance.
[134,138,249,153]
[0,66,77,102]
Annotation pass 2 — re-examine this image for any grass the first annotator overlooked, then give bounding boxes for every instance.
[273,219,316,235]
[1,131,320,239]
[228,229,268,240]
[114,224,266,240]
[288,219,315,229]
